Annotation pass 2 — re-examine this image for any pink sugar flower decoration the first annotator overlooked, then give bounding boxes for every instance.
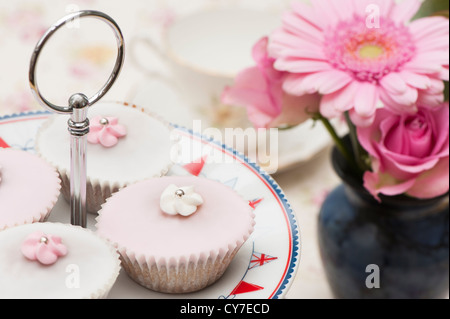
[87,116,127,148]
[21,231,68,266]
[269,0,449,126]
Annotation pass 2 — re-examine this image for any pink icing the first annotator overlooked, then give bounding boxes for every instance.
[96,176,255,262]
[0,149,61,231]
[87,116,127,148]
[21,231,68,265]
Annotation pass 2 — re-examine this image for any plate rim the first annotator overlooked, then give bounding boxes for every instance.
[172,124,301,299]
[0,111,301,299]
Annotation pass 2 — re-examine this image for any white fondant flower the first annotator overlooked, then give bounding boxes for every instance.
[160,184,204,217]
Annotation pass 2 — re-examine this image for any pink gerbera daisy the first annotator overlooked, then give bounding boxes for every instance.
[269,0,449,126]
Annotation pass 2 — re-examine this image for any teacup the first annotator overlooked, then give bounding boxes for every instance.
[130,7,280,128]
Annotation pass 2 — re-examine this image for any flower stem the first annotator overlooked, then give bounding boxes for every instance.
[344,112,369,172]
[314,113,353,165]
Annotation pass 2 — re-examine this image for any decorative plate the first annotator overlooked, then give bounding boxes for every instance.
[0,111,300,299]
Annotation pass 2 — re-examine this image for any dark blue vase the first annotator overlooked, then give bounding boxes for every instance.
[318,144,449,299]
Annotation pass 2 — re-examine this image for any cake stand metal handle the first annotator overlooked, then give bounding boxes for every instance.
[28,10,125,228]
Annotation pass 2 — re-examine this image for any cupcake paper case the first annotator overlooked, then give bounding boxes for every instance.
[0,222,121,299]
[0,148,61,231]
[96,175,256,294]
[35,101,175,214]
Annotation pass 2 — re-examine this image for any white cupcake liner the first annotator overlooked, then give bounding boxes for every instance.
[119,245,242,294]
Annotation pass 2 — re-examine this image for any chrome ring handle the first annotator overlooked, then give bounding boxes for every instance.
[29,10,125,114]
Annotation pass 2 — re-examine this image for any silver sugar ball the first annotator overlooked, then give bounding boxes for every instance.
[175,189,185,198]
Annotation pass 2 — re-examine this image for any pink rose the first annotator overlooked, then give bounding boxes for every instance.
[222,37,320,129]
[357,103,449,201]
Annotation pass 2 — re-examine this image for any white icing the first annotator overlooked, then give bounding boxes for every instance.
[0,223,120,299]
[36,102,174,187]
[0,164,2,185]
[160,184,204,216]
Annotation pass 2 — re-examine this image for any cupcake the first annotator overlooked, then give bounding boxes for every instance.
[0,148,61,231]
[0,222,121,299]
[36,101,175,214]
[96,175,255,293]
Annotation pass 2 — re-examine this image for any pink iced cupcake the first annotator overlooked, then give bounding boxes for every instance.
[0,148,61,231]
[96,175,255,293]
